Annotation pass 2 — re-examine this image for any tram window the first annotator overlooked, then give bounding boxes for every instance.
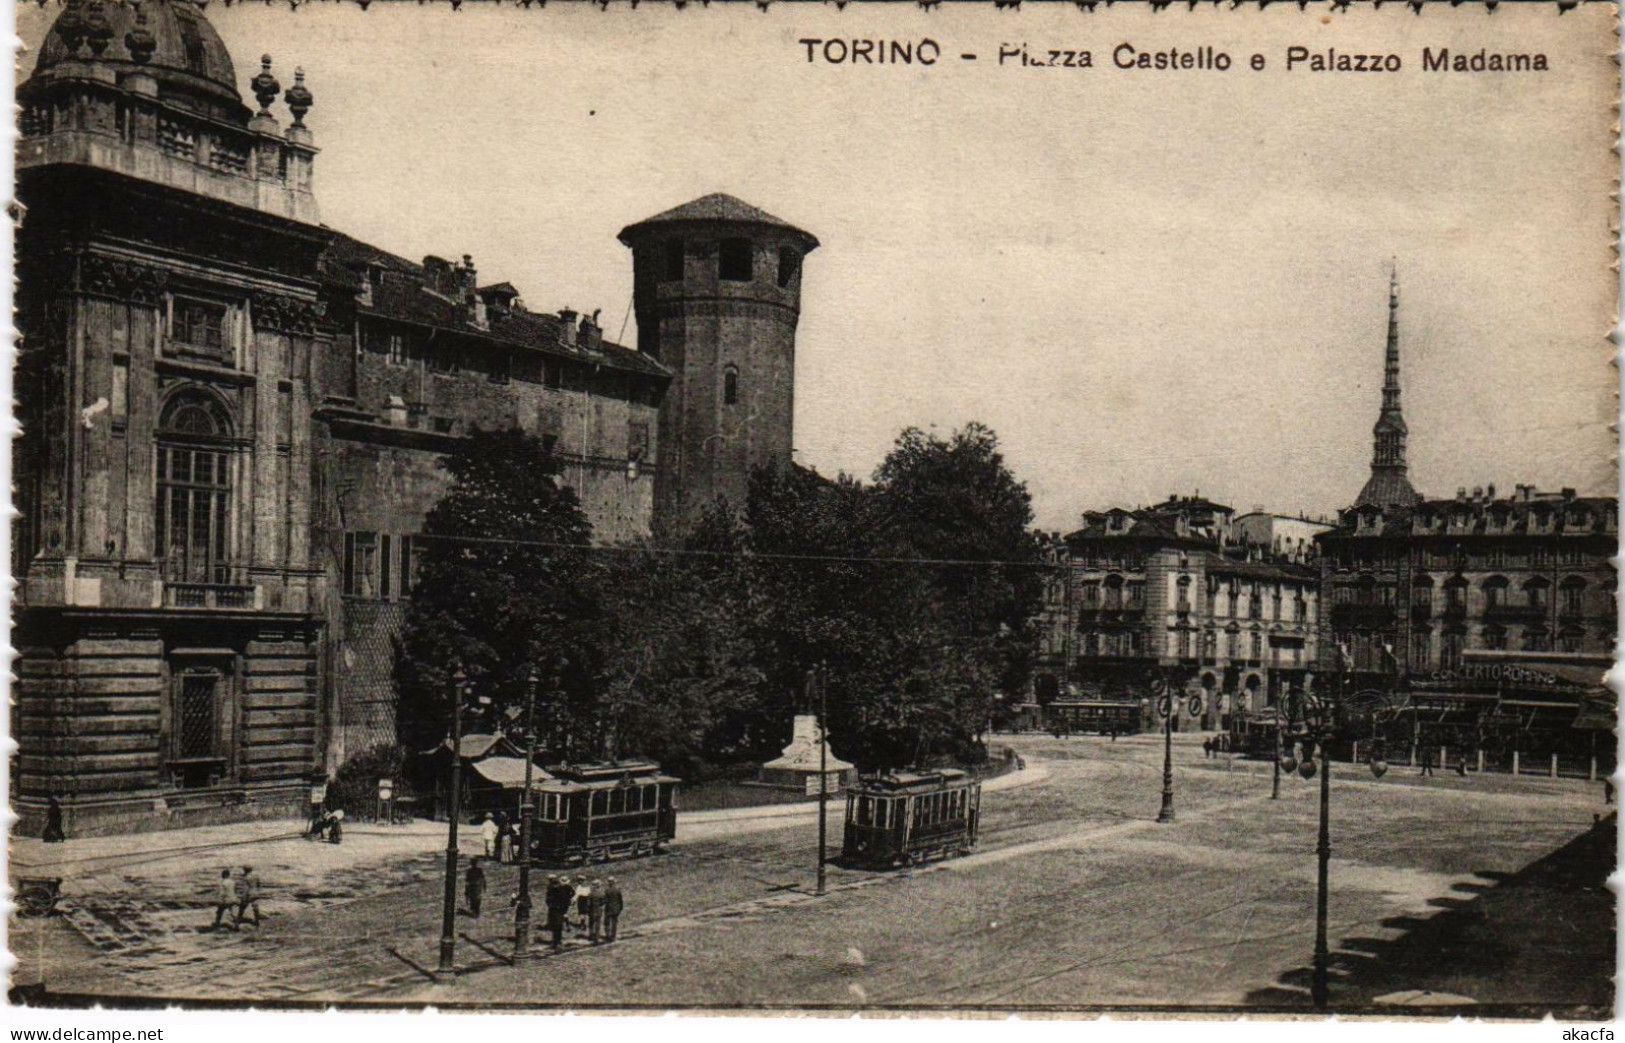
[592,791,608,816]
[609,790,623,815]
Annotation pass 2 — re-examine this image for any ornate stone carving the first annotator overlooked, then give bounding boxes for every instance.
[78,253,168,305]
[250,291,325,336]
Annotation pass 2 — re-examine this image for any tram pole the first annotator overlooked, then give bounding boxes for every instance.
[1272,700,1283,800]
[816,662,829,897]
[513,664,539,961]
[437,668,468,981]
[1157,669,1175,824]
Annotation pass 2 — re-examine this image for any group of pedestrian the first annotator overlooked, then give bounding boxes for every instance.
[210,866,263,932]
[542,874,622,949]
[1201,734,1233,758]
[308,807,344,843]
[480,812,523,864]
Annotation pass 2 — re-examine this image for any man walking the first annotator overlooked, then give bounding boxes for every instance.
[212,869,239,932]
[465,856,487,918]
[545,875,573,950]
[602,877,623,943]
[234,866,263,928]
[573,874,592,934]
[1419,743,1435,777]
[480,814,499,859]
[587,877,605,943]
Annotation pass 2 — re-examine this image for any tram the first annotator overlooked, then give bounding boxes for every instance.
[527,761,679,865]
[840,768,982,869]
[1042,700,1142,736]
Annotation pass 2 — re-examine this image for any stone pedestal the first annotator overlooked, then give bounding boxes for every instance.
[758,714,855,795]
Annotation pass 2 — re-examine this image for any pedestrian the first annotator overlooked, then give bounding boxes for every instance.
[544,874,572,949]
[601,877,623,943]
[212,869,240,932]
[1604,778,1615,805]
[573,874,592,934]
[327,809,344,844]
[1109,727,1118,743]
[1202,737,1213,759]
[496,812,513,864]
[234,865,262,928]
[43,795,65,843]
[1418,743,1435,777]
[465,856,487,918]
[481,813,499,859]
[587,877,605,943]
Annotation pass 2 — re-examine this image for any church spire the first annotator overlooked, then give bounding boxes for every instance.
[1354,264,1422,510]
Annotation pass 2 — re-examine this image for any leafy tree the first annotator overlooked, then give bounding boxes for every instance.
[394,426,603,756]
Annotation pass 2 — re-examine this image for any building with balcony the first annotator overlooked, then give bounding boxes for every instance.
[1034,495,1321,733]
[1314,273,1616,761]
[13,0,814,834]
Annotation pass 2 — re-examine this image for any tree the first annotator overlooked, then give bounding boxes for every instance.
[394,426,603,756]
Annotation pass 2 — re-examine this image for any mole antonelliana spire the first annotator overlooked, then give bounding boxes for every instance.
[1354,264,1422,510]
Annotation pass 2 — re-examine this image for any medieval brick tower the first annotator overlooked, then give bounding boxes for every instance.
[619,194,818,535]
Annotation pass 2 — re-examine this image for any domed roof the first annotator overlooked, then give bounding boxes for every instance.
[32,0,245,118]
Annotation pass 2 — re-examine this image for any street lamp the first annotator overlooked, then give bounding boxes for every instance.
[1156,670,1176,824]
[815,661,829,897]
[437,667,470,981]
[513,664,540,961]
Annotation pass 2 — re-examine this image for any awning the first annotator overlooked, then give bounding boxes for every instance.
[470,757,553,788]
[1572,688,1618,731]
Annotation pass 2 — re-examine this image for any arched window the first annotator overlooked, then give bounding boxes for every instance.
[1524,576,1550,609]
[1104,574,1124,610]
[724,366,739,406]
[1444,577,1468,610]
[1412,574,1434,609]
[1482,575,1509,609]
[156,392,234,583]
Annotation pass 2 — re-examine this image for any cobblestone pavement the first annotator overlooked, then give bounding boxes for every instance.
[10,735,1610,1013]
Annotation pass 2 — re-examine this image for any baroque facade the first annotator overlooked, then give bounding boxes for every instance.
[12,0,814,834]
[1034,495,1322,732]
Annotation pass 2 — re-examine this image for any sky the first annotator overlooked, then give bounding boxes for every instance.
[16,2,1617,532]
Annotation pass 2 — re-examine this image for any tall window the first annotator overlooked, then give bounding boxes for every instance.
[1250,631,1263,661]
[1483,576,1508,609]
[724,366,739,406]
[1560,578,1585,617]
[387,331,407,366]
[1441,631,1464,668]
[344,532,379,598]
[662,239,685,282]
[1410,629,1432,669]
[398,535,415,598]
[1560,627,1585,654]
[1445,578,1467,610]
[171,296,230,363]
[155,394,233,583]
[1523,627,1552,653]
[1482,625,1507,651]
[777,246,801,288]
[1177,628,1191,658]
[719,238,753,282]
[1526,578,1550,609]
[1226,628,1240,660]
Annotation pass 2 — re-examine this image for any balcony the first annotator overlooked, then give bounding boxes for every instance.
[1077,605,1144,623]
[1483,602,1547,623]
[1330,603,1396,626]
[165,582,260,610]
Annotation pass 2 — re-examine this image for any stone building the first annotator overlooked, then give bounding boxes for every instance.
[12,0,814,834]
[1034,495,1321,733]
[1315,274,1617,761]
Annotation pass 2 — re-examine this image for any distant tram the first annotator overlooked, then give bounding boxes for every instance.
[527,761,679,865]
[1043,700,1142,736]
[840,769,981,869]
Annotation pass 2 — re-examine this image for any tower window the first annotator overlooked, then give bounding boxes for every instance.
[724,366,739,406]
[777,247,801,288]
[662,239,685,282]
[719,238,753,282]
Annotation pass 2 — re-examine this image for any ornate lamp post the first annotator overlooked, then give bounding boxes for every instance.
[513,664,540,960]
[815,661,830,897]
[437,667,470,981]
[1155,671,1176,824]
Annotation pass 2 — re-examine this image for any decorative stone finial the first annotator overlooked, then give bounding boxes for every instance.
[83,1,113,57]
[284,67,313,127]
[55,0,87,56]
[251,55,282,115]
[125,2,157,65]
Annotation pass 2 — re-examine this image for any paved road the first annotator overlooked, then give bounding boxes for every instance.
[12,734,1611,1014]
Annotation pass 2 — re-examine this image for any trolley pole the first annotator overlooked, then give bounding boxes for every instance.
[1312,729,1332,1010]
[816,662,829,897]
[437,668,467,981]
[513,665,539,961]
[1157,671,1176,824]
[1272,701,1283,801]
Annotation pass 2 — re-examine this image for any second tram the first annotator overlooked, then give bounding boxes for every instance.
[840,769,981,869]
[527,761,679,865]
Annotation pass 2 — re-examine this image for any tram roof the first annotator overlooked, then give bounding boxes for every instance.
[532,773,681,794]
[853,768,973,794]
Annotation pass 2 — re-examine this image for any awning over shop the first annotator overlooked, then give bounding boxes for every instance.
[470,756,553,789]
[1572,688,1617,731]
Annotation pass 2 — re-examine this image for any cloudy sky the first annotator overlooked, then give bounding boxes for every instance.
[17,2,1616,531]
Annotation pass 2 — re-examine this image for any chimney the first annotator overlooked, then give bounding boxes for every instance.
[422,255,455,297]
[559,309,578,348]
[580,309,603,352]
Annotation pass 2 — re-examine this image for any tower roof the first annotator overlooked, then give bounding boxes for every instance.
[31,0,246,120]
[618,193,818,250]
[1353,267,1422,510]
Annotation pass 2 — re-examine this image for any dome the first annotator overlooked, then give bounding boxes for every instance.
[33,0,246,119]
